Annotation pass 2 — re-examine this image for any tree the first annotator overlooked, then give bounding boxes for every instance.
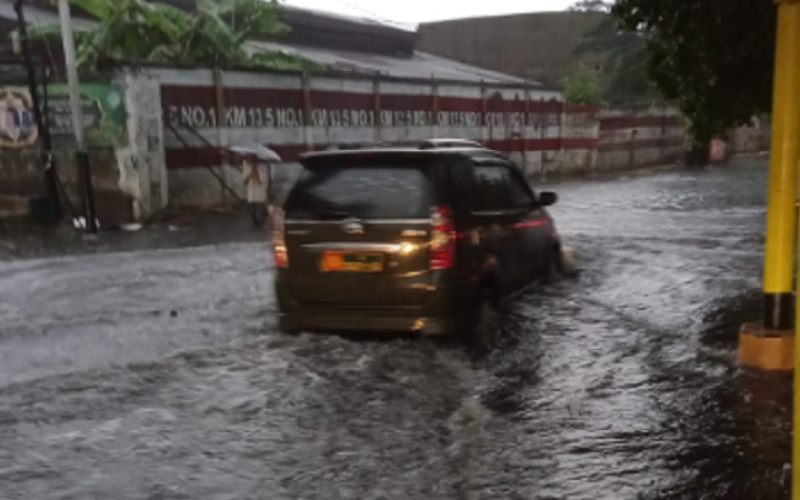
[612,0,775,144]
[569,0,612,13]
[562,65,604,105]
[574,15,657,102]
[32,0,315,72]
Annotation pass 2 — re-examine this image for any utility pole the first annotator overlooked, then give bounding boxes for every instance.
[739,0,800,373]
[58,0,97,232]
[734,0,800,496]
[13,0,60,222]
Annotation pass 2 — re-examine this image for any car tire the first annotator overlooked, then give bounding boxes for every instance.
[465,287,501,344]
[558,245,579,279]
[544,247,563,284]
[277,317,300,336]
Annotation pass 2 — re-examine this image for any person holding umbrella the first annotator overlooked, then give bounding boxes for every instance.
[241,153,268,227]
[231,145,281,227]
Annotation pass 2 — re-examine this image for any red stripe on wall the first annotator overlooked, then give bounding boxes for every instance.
[161,86,217,108]
[378,93,435,111]
[166,136,600,169]
[308,91,374,110]
[437,95,483,113]
[531,100,565,114]
[565,104,601,114]
[562,138,599,149]
[599,116,683,130]
[486,97,528,113]
[485,137,598,151]
[437,96,567,114]
[598,137,684,152]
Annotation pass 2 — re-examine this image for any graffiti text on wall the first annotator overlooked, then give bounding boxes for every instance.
[166,105,561,130]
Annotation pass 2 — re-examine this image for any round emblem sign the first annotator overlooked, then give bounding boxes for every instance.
[0,88,38,148]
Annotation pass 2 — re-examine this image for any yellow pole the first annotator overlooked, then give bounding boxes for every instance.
[775,2,800,497]
[767,0,800,332]
[738,0,800,371]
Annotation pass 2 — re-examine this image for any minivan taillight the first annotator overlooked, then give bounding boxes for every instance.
[430,206,456,270]
[272,207,289,269]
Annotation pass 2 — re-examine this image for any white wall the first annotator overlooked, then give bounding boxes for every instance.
[114,70,168,220]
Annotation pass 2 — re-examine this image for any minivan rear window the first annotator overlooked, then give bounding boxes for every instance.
[286,166,433,219]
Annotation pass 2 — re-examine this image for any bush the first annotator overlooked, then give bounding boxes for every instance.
[562,66,604,105]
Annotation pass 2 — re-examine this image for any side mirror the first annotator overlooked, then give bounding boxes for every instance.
[537,191,558,207]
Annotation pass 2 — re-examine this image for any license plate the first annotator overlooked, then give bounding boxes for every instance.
[320,251,384,272]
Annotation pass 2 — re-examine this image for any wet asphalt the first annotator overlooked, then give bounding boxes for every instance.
[0,155,789,500]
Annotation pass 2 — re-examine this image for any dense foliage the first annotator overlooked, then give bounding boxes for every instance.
[574,15,656,103]
[34,0,315,71]
[569,0,611,12]
[612,0,775,144]
[562,65,604,105]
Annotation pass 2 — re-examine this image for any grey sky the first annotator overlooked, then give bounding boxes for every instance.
[280,0,575,27]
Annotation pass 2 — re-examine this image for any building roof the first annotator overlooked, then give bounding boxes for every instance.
[279,5,416,55]
[247,39,536,85]
[0,0,538,86]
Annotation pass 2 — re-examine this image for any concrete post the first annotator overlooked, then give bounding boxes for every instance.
[115,70,168,221]
[301,71,313,150]
[431,75,439,139]
[212,67,228,206]
[523,84,531,175]
[480,80,488,143]
[58,0,96,232]
[373,78,382,143]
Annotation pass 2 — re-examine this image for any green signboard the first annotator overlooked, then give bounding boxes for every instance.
[45,83,127,148]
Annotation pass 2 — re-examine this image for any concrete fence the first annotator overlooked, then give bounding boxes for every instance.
[597,105,686,170]
[728,116,771,155]
[144,66,689,209]
[1,65,698,224]
[0,72,166,225]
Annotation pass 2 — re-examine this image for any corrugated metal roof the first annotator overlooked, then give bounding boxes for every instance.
[280,4,413,33]
[278,5,416,56]
[0,1,539,86]
[247,40,539,86]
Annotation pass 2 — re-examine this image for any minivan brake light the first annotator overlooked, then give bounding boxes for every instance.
[430,206,455,270]
[272,207,289,269]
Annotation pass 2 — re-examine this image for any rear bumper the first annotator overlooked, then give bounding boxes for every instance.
[275,269,470,335]
[279,308,457,335]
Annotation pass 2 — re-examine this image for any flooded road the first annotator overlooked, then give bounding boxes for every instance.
[0,156,789,499]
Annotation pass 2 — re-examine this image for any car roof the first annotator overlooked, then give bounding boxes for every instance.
[300,147,505,164]
[423,138,482,143]
[419,138,484,148]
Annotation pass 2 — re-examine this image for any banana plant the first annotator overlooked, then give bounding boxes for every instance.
[29,0,315,72]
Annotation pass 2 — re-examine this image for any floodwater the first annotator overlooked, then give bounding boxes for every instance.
[0,156,789,499]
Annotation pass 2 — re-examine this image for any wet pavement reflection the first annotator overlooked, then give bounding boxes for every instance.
[0,156,789,499]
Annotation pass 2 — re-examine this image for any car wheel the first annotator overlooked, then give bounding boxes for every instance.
[277,317,300,336]
[544,247,563,284]
[558,245,579,279]
[466,287,501,345]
